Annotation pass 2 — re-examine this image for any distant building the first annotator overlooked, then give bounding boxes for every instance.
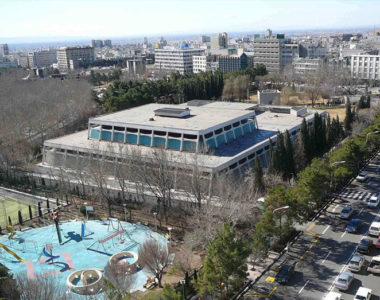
[103,40,112,47]
[200,35,211,43]
[57,46,94,71]
[257,90,281,105]
[281,43,299,69]
[91,40,103,48]
[127,57,146,75]
[351,54,380,80]
[211,32,228,49]
[0,44,9,56]
[154,47,204,74]
[299,42,327,58]
[293,58,323,75]
[17,54,29,68]
[192,55,218,73]
[265,29,272,38]
[27,50,57,68]
[218,53,252,73]
[253,34,284,73]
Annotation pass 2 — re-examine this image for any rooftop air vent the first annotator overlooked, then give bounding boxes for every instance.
[154,107,190,118]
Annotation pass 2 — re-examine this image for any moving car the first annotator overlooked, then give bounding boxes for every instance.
[340,206,354,219]
[369,222,380,236]
[348,254,365,272]
[357,237,373,254]
[323,291,341,300]
[367,195,379,208]
[275,262,296,284]
[356,171,368,182]
[354,287,371,300]
[367,255,380,274]
[334,271,353,290]
[346,219,363,233]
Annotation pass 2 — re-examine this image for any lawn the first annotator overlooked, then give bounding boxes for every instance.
[0,196,37,228]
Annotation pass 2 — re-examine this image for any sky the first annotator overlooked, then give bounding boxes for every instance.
[1,0,380,42]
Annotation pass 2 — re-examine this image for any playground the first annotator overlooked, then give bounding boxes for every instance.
[0,218,168,297]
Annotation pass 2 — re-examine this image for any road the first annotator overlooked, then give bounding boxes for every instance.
[245,153,380,300]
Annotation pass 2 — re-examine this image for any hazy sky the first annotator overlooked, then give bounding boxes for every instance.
[1,0,380,41]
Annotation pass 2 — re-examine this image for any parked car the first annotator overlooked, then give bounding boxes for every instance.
[356,171,368,182]
[334,271,354,290]
[348,254,365,272]
[354,287,371,300]
[367,255,380,274]
[375,235,380,248]
[324,291,341,300]
[346,219,363,233]
[358,237,373,254]
[275,262,296,284]
[369,222,380,236]
[340,206,354,219]
[367,195,380,208]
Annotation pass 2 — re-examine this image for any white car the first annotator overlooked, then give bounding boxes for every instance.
[354,287,371,300]
[367,195,379,208]
[356,171,368,182]
[323,291,341,300]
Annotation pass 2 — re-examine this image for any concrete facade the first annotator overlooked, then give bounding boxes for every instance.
[57,46,95,71]
[154,48,205,74]
[351,54,380,80]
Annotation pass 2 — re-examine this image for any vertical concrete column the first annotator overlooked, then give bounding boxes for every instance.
[180,134,184,151]
[87,122,91,139]
[111,126,115,142]
[195,135,200,153]
[165,132,169,149]
[124,127,127,143]
[150,131,154,147]
[99,126,103,141]
[137,129,141,145]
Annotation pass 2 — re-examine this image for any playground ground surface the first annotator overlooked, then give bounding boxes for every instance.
[0,220,167,298]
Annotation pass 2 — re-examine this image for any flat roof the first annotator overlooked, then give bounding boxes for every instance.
[90,103,255,134]
[45,108,322,173]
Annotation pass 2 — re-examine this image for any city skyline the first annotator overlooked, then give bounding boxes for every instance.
[1,0,380,43]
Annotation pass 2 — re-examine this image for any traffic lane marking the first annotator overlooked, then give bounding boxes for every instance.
[298,280,309,294]
[322,251,331,264]
[322,225,330,235]
[332,204,340,213]
[306,222,315,232]
[340,231,346,238]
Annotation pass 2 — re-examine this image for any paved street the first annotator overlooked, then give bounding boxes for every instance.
[245,153,380,300]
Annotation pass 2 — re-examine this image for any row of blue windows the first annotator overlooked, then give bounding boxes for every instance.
[90,129,196,151]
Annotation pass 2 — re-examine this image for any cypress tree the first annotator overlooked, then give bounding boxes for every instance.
[275,132,287,177]
[284,130,296,179]
[268,138,276,174]
[254,157,265,194]
[344,99,353,133]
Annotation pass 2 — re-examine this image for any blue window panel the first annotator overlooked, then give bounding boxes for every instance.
[101,131,112,141]
[226,130,234,142]
[243,124,250,134]
[249,122,255,131]
[126,134,137,144]
[90,129,100,139]
[183,141,196,152]
[234,127,243,137]
[113,132,125,142]
[167,139,181,150]
[139,135,151,146]
[153,137,166,148]
[206,139,216,149]
[216,134,226,146]
[198,141,205,152]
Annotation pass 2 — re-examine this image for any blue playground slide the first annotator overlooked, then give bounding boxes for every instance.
[42,247,70,272]
[43,247,60,264]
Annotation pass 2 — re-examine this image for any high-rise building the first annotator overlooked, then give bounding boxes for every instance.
[200,35,211,43]
[265,29,272,38]
[27,50,57,68]
[351,54,380,80]
[253,33,285,73]
[91,40,103,48]
[281,43,299,69]
[57,46,94,71]
[218,53,252,73]
[211,32,228,49]
[155,47,204,74]
[103,40,112,47]
[0,44,9,56]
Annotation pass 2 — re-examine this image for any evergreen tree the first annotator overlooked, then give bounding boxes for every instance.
[194,223,249,299]
[344,99,354,133]
[275,131,287,177]
[268,138,277,174]
[284,130,296,179]
[254,157,265,193]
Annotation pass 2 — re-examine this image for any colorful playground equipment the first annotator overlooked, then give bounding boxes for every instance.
[66,269,104,295]
[109,251,139,274]
[42,244,70,272]
[86,218,138,254]
[0,243,25,262]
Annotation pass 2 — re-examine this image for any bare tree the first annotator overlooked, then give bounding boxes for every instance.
[103,261,136,300]
[138,239,170,288]
[16,274,68,300]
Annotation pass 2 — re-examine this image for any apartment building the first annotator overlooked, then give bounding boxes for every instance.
[218,53,253,73]
[57,46,94,71]
[351,54,380,80]
[281,43,299,69]
[155,47,204,74]
[0,44,9,56]
[211,32,228,49]
[27,50,57,68]
[293,58,323,75]
[253,35,284,73]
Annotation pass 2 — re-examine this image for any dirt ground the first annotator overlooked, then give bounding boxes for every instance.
[321,107,346,120]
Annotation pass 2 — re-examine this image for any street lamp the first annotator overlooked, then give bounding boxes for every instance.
[272,206,290,241]
[153,212,157,231]
[366,131,380,144]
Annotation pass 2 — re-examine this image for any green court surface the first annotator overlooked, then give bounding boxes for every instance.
[0,196,37,228]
